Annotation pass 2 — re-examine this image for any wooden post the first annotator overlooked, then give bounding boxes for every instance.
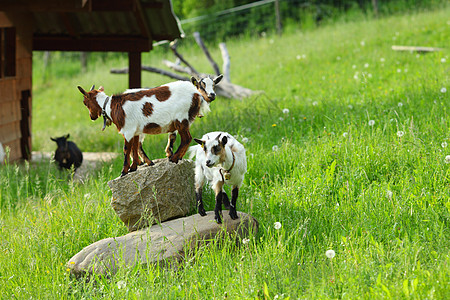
[275,0,282,36]
[20,90,31,160]
[128,52,141,88]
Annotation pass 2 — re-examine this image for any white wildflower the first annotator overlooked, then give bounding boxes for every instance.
[274,222,282,230]
[368,120,375,126]
[282,108,290,114]
[312,101,318,106]
[325,250,335,259]
[117,280,126,289]
[397,69,402,73]
[343,132,348,138]
[380,58,385,62]
[386,190,393,199]
[364,63,369,68]
[441,58,446,63]
[398,102,403,107]
[397,131,405,138]
[442,142,448,148]
[337,56,341,60]
[348,104,353,109]
[445,155,450,164]
[352,65,357,69]
[360,41,365,46]
[241,137,249,144]
[272,145,279,152]
[242,238,250,245]
[441,87,447,93]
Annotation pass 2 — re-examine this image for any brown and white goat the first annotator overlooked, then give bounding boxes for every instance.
[78,75,223,176]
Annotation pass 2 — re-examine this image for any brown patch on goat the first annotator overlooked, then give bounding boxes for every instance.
[142,102,154,117]
[188,93,201,122]
[143,123,162,134]
[110,97,126,130]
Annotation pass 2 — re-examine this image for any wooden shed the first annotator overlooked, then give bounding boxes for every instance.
[0,0,182,161]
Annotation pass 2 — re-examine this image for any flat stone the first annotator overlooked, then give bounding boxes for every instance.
[108,159,195,232]
[67,211,258,277]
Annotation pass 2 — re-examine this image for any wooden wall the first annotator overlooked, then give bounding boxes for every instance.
[0,12,32,161]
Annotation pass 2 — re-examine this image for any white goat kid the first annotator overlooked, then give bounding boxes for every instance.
[192,132,247,224]
[78,75,223,176]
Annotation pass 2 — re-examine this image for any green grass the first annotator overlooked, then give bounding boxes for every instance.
[1,6,450,299]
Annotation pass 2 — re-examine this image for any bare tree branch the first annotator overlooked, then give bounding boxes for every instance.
[194,32,221,75]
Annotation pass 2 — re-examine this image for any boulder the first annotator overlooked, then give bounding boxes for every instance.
[67,211,259,277]
[108,159,195,232]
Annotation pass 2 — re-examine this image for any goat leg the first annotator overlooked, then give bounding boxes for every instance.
[213,183,224,224]
[229,186,239,220]
[196,188,206,216]
[170,120,191,163]
[214,192,223,224]
[129,136,140,173]
[138,142,154,166]
[221,191,230,209]
[165,132,177,158]
[121,139,132,176]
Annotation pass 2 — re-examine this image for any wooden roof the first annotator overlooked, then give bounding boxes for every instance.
[0,0,183,52]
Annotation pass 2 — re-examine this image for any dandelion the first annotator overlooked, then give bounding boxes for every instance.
[272,124,277,127]
[441,58,446,63]
[441,87,447,93]
[442,142,448,148]
[242,238,250,245]
[348,104,353,109]
[368,73,372,78]
[398,102,403,107]
[397,131,405,137]
[360,41,365,46]
[282,108,290,114]
[326,249,336,259]
[274,222,282,230]
[69,261,75,265]
[117,280,127,289]
[386,190,393,199]
[364,63,369,68]
[352,65,357,69]
[312,101,318,106]
[296,55,301,60]
[272,145,279,152]
[343,132,348,138]
[445,155,450,164]
[380,58,385,62]
[397,68,402,73]
[368,120,375,126]
[241,137,249,144]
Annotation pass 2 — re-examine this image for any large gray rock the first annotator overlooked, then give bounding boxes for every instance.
[108,159,195,232]
[67,211,259,277]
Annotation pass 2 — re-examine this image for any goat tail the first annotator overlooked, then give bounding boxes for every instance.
[187,145,200,160]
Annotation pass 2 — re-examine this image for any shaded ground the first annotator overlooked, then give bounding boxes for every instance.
[32,151,119,180]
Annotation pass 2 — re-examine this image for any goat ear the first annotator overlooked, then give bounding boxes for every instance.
[221,135,228,146]
[90,85,95,91]
[50,137,56,142]
[214,74,223,85]
[194,138,204,146]
[99,86,104,92]
[190,76,199,88]
[65,134,70,139]
[77,86,87,96]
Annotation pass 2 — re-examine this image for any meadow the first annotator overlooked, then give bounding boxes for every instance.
[0,5,449,299]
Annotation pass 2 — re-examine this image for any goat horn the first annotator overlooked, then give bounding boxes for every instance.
[90,85,95,91]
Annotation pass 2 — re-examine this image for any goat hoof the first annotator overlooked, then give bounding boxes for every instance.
[129,167,137,173]
[120,172,128,177]
[229,210,238,220]
[215,217,222,224]
[198,206,206,216]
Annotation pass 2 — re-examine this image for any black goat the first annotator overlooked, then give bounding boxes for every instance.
[50,134,83,171]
